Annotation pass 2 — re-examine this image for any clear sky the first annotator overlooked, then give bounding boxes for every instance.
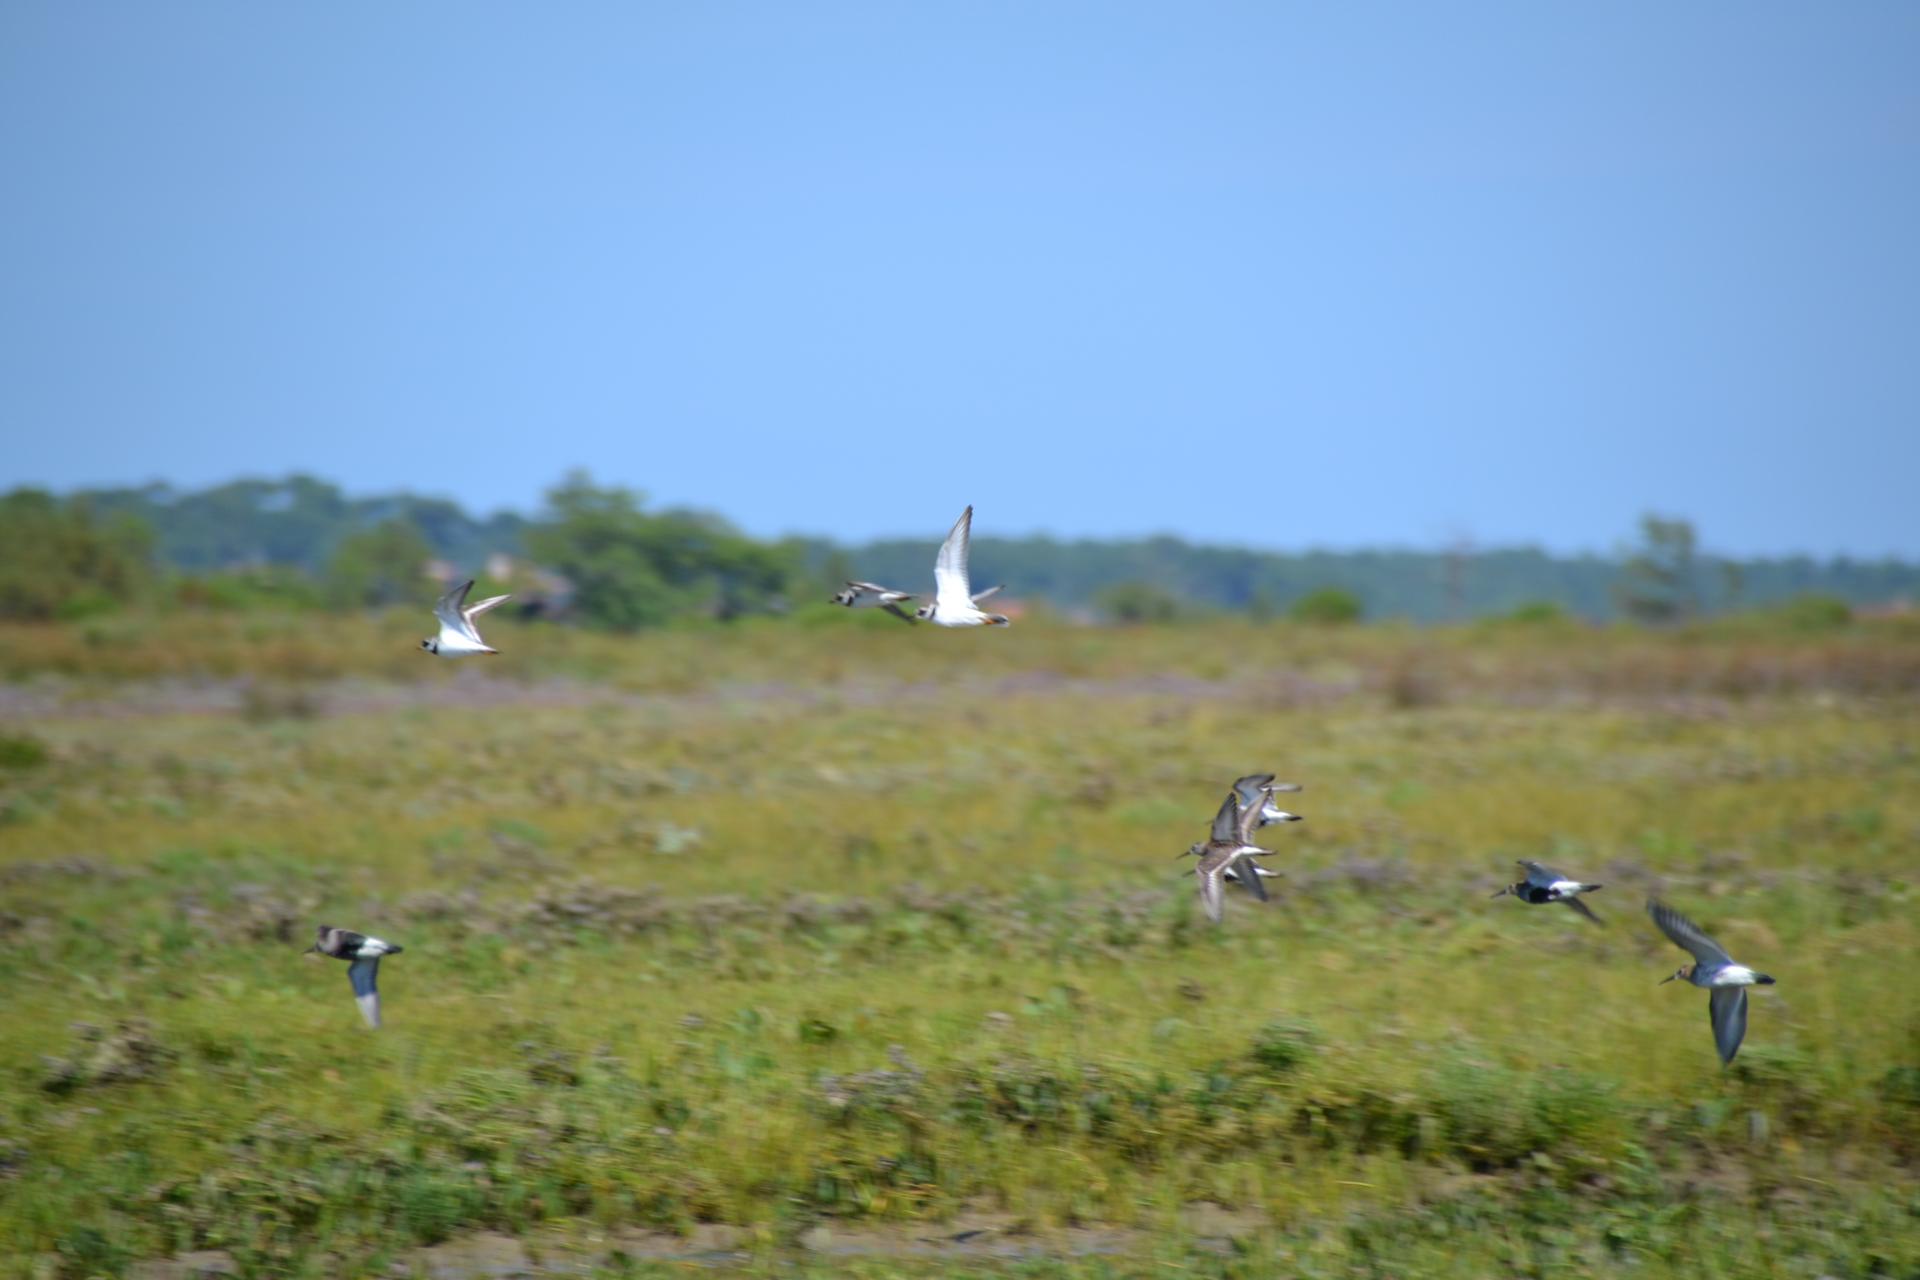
[3,3,1916,557]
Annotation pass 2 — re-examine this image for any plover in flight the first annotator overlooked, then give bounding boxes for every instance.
[307,925,404,1029]
[421,579,511,656]
[1648,899,1775,1065]
[1189,790,1275,923]
[915,507,1011,627]
[831,581,919,624]
[1491,859,1604,924]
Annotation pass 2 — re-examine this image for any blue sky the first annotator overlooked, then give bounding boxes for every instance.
[3,3,1916,556]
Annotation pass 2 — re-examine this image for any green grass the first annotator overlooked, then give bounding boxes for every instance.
[0,617,1916,1277]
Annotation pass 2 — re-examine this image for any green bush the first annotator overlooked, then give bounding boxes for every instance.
[325,518,435,608]
[1096,581,1183,624]
[0,732,49,770]
[0,488,154,620]
[1503,599,1568,624]
[526,472,797,629]
[1249,1018,1321,1073]
[1289,586,1363,624]
[1775,593,1853,632]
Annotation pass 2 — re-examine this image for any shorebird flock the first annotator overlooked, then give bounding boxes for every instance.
[315,503,1777,1066]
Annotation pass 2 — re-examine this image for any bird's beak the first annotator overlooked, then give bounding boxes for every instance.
[1489,887,1508,898]
[1658,973,1677,985]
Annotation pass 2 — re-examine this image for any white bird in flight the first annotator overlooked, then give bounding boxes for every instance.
[421,579,511,656]
[916,506,1011,627]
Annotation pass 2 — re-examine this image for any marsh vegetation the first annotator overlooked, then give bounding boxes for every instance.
[0,615,1915,1276]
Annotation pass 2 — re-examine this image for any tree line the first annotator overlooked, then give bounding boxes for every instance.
[3,476,1914,627]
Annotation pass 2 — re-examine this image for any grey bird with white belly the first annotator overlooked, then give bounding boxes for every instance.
[1492,859,1603,924]
[421,579,511,657]
[307,925,404,1029]
[831,581,919,624]
[1648,899,1776,1065]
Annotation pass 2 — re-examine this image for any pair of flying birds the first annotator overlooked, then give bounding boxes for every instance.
[1481,860,1775,1064]
[832,505,1010,626]
[418,504,1010,658]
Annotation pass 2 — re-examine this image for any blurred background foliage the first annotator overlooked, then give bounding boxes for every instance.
[0,473,1910,629]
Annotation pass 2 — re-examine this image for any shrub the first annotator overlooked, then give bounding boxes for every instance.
[1096,581,1183,624]
[1503,599,1568,624]
[1774,594,1853,632]
[1289,587,1363,624]
[1249,1018,1321,1073]
[0,732,49,770]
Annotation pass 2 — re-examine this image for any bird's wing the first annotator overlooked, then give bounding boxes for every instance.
[434,580,475,632]
[1231,774,1277,808]
[1648,900,1733,966]
[1235,789,1268,845]
[1709,985,1748,1065]
[1519,860,1560,889]
[1196,853,1228,924]
[969,584,1003,603]
[881,602,917,625]
[932,506,975,610]
[846,581,890,596]
[1232,853,1270,902]
[1563,894,1602,925]
[463,594,511,622]
[1209,792,1241,844]
[347,957,383,1029]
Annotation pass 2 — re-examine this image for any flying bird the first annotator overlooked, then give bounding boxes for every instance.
[915,507,1011,627]
[1189,790,1276,923]
[307,925,404,1029]
[1491,859,1604,924]
[421,579,511,656]
[831,581,918,624]
[1184,774,1305,896]
[1231,773,1305,829]
[1648,899,1776,1065]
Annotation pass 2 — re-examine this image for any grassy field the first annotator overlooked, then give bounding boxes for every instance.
[1,614,1916,1277]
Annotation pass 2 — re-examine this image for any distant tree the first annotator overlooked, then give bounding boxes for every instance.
[0,489,154,620]
[1718,560,1745,613]
[325,519,434,608]
[525,472,795,629]
[1096,581,1182,624]
[1616,515,1702,624]
[1289,587,1363,625]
